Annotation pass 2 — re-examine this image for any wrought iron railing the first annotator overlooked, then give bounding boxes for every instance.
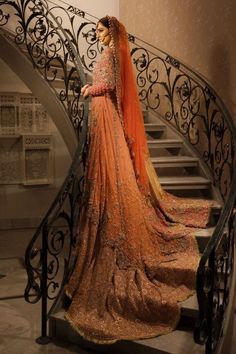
[0,0,89,344]
[194,180,236,353]
[0,1,235,353]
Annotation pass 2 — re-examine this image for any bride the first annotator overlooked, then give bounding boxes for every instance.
[65,16,213,344]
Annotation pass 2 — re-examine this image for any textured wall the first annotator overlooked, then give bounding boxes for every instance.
[120,0,236,119]
[0,59,30,92]
[67,0,119,18]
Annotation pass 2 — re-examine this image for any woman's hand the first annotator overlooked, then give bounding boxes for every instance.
[83,87,90,99]
[81,84,90,98]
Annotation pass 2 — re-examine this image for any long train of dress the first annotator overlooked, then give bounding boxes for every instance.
[65,47,212,343]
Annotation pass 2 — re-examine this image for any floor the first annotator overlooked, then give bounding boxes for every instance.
[0,228,93,354]
[0,228,236,354]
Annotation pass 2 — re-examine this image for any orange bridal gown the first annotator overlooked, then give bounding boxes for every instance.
[65,47,212,343]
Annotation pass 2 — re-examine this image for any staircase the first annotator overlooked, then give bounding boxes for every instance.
[144,111,214,197]
[48,108,224,354]
[0,1,235,354]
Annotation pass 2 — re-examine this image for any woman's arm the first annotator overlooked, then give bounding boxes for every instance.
[83,49,115,98]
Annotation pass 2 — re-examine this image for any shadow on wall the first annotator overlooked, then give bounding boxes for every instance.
[207,42,234,197]
[209,42,235,119]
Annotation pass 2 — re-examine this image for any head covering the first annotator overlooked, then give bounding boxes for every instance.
[106,16,150,196]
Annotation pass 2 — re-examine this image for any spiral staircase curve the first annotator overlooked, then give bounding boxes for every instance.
[0,1,235,354]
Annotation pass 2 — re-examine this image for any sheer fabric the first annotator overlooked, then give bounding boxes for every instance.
[65,19,213,343]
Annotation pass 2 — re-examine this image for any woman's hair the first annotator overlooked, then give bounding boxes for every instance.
[97,16,110,29]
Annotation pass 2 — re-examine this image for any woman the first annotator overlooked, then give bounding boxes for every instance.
[65,16,212,343]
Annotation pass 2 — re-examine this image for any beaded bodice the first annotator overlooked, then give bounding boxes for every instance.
[89,47,115,96]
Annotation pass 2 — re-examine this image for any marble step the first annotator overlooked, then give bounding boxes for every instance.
[19,42,74,68]
[108,329,204,354]
[151,155,199,168]
[50,77,71,89]
[148,139,183,150]
[18,43,87,86]
[159,176,211,190]
[48,70,90,84]
[47,63,92,83]
[9,36,84,96]
[48,64,91,78]
[144,123,166,133]
[195,226,218,252]
[49,304,204,354]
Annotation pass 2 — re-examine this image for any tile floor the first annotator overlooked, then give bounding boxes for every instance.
[0,228,236,354]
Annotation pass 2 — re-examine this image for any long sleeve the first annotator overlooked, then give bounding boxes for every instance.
[88,48,115,96]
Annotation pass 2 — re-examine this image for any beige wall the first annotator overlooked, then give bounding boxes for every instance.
[120,0,236,120]
[66,0,119,18]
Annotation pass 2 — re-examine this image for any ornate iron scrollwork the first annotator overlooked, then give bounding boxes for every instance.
[195,206,236,353]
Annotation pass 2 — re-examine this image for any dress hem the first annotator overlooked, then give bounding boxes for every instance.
[64,306,182,345]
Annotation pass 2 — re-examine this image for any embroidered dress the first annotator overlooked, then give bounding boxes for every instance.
[65,45,212,343]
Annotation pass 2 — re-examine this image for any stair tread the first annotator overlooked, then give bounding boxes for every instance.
[51,309,203,354]
[195,226,216,237]
[145,123,166,126]
[132,326,203,354]
[159,176,211,185]
[151,156,198,162]
[181,294,198,316]
[148,139,182,144]
[145,123,166,131]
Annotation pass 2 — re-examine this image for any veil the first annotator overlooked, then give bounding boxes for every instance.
[108,16,164,200]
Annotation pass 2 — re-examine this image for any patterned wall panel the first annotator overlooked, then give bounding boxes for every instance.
[23,135,52,185]
[0,136,22,183]
[0,92,52,185]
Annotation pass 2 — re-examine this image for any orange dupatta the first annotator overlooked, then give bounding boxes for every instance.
[109,17,164,199]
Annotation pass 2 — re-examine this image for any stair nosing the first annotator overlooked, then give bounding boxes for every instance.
[148,139,182,144]
[151,156,198,163]
[159,176,211,185]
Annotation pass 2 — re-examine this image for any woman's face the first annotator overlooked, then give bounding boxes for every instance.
[96,22,111,46]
